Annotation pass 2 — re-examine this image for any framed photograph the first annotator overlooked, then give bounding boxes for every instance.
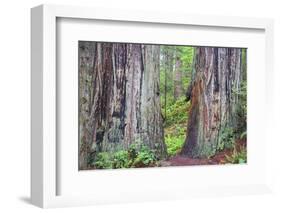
[31,4,274,208]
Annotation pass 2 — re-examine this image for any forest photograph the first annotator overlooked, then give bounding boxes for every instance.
[78,41,247,170]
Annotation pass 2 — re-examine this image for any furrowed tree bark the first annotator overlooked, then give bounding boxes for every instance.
[79,42,167,169]
[181,47,242,158]
[79,41,96,169]
[140,45,167,158]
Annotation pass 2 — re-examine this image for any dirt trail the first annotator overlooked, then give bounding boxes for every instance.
[160,139,246,167]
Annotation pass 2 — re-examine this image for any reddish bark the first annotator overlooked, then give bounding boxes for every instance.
[181,47,242,158]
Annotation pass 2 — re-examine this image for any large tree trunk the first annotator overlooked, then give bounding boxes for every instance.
[181,47,242,158]
[79,42,166,169]
[140,45,166,158]
[78,41,96,169]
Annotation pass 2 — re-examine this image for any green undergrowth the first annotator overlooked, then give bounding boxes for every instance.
[90,143,157,169]
[218,126,247,164]
[165,132,185,157]
[164,97,190,127]
[163,97,190,157]
[223,145,247,164]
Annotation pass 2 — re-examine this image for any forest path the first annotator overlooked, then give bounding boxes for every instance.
[160,139,246,167]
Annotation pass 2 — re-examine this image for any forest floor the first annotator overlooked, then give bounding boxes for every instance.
[160,139,247,167]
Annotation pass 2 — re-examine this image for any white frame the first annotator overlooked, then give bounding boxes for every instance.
[31,4,274,208]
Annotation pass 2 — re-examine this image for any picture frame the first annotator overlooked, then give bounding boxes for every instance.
[31,4,274,208]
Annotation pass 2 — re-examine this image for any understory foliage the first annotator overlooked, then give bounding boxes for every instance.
[159,46,193,158]
[163,97,190,157]
[218,127,247,164]
[223,145,247,164]
[234,80,247,135]
[217,127,235,151]
[90,143,157,169]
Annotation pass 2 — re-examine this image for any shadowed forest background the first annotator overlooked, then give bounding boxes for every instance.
[79,41,247,170]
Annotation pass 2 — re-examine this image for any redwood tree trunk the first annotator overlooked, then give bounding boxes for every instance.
[79,42,166,169]
[181,47,242,158]
[140,45,166,158]
[79,41,96,169]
